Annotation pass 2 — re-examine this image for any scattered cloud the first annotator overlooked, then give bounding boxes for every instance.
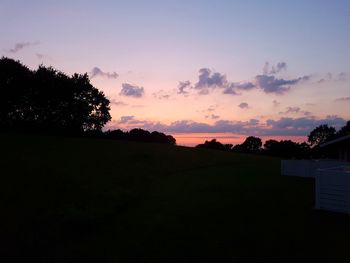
[255,74,310,94]
[119,115,135,124]
[206,105,216,112]
[131,104,146,108]
[192,68,256,95]
[153,90,171,100]
[273,100,280,107]
[195,68,227,90]
[265,116,346,135]
[338,72,348,81]
[120,83,144,98]
[238,102,249,109]
[35,53,54,61]
[90,67,118,79]
[110,99,128,106]
[263,62,287,75]
[317,72,348,83]
[184,64,309,96]
[222,84,239,95]
[7,41,39,53]
[178,81,191,94]
[36,53,45,59]
[200,105,218,115]
[305,103,315,106]
[222,82,255,95]
[285,107,301,113]
[335,97,350,102]
[317,72,333,83]
[279,106,313,116]
[211,114,220,119]
[235,82,256,90]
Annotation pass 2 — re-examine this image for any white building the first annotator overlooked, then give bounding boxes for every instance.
[281,134,350,214]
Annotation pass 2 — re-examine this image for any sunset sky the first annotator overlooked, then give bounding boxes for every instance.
[1,0,350,145]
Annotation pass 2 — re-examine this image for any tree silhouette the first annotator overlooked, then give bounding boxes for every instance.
[196,139,231,151]
[264,139,310,158]
[337,121,350,137]
[233,136,262,153]
[104,129,176,145]
[0,57,111,134]
[307,124,336,147]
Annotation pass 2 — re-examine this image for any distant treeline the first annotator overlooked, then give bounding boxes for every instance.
[196,137,310,159]
[196,121,350,159]
[98,129,176,145]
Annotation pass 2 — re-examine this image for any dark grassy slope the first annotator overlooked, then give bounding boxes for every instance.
[0,134,349,262]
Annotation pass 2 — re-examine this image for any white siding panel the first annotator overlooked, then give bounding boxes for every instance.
[316,168,350,214]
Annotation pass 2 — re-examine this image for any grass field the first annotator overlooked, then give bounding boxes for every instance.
[0,134,349,262]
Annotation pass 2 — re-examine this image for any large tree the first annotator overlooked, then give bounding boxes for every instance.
[0,57,111,133]
[233,136,262,153]
[307,124,336,147]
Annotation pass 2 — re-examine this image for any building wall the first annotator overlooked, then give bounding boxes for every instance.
[338,141,350,161]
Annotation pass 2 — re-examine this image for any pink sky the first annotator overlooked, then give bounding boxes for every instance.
[2,1,350,146]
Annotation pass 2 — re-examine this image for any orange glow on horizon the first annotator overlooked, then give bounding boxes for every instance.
[172,133,307,147]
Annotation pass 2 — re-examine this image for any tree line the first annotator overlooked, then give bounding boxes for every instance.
[102,128,176,145]
[196,121,350,158]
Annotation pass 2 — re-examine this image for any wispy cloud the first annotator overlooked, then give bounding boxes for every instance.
[273,100,281,107]
[205,114,220,120]
[206,105,217,112]
[153,90,171,100]
[255,74,310,94]
[318,72,348,83]
[178,81,191,94]
[238,102,249,109]
[335,97,350,102]
[279,106,312,116]
[7,41,39,53]
[120,83,144,98]
[285,107,300,113]
[110,99,128,106]
[36,53,45,59]
[90,67,118,79]
[263,62,287,75]
[119,116,135,124]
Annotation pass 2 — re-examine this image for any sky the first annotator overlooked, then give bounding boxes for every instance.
[1,0,350,146]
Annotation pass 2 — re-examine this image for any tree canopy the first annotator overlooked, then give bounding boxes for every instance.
[233,136,262,153]
[0,57,111,134]
[264,139,310,159]
[336,121,350,137]
[196,139,232,151]
[307,124,336,147]
[104,128,176,145]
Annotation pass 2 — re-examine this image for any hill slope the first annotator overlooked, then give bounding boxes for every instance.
[0,134,348,262]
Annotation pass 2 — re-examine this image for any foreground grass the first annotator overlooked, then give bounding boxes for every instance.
[0,134,349,262]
